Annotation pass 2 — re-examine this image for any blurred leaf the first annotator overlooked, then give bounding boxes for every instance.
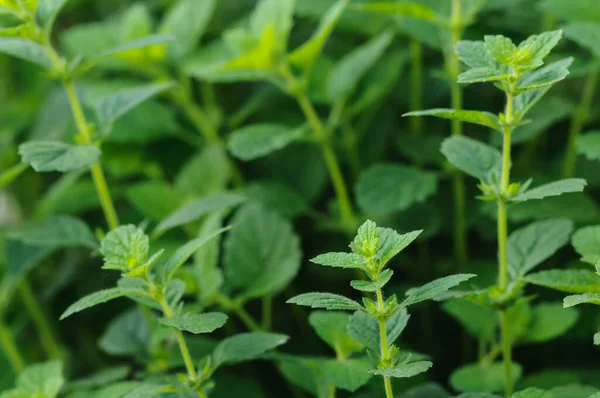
[538,0,600,22]
[521,303,579,344]
[0,37,52,69]
[563,294,600,308]
[572,226,600,265]
[347,309,409,352]
[308,311,363,357]
[450,362,522,393]
[240,181,309,218]
[160,312,228,334]
[228,123,307,161]
[442,299,497,340]
[99,308,150,357]
[212,332,289,366]
[7,215,97,248]
[525,269,600,293]
[175,142,231,198]
[404,109,502,131]
[578,132,600,162]
[441,135,502,183]
[1,361,63,398]
[19,141,100,172]
[287,293,362,311]
[126,181,183,221]
[36,0,68,32]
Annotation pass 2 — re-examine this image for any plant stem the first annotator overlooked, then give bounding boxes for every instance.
[410,39,423,136]
[328,386,336,398]
[563,69,599,178]
[376,289,393,398]
[499,310,513,397]
[0,318,25,373]
[262,295,272,331]
[158,296,197,381]
[18,280,63,361]
[215,294,262,332]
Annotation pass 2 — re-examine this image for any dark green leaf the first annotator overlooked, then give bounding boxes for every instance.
[213,332,289,366]
[287,293,362,311]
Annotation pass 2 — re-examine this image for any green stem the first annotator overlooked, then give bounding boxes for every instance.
[500,310,513,397]
[215,294,262,332]
[158,296,197,381]
[0,318,25,373]
[328,386,336,398]
[409,39,424,136]
[18,280,64,361]
[376,289,393,398]
[563,69,599,178]
[262,295,272,331]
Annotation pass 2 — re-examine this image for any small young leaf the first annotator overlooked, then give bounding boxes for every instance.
[159,312,228,334]
[376,228,422,266]
[350,219,379,257]
[250,0,295,43]
[19,141,100,172]
[369,361,432,378]
[308,312,363,357]
[563,293,600,308]
[310,253,365,269]
[515,30,562,70]
[101,225,149,272]
[1,360,64,398]
[404,109,502,131]
[327,31,393,100]
[401,274,476,308]
[450,362,522,393]
[578,132,600,162]
[507,218,574,280]
[228,124,306,161]
[212,332,289,366]
[0,37,52,69]
[7,215,97,249]
[287,293,363,311]
[525,269,600,293]
[455,40,497,69]
[347,309,409,352]
[571,226,600,265]
[440,136,503,183]
[351,269,393,292]
[484,35,517,65]
[60,287,139,319]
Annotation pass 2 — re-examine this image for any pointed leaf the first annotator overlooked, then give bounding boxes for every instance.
[160,312,228,334]
[36,0,68,31]
[517,57,572,91]
[403,109,502,131]
[455,40,497,69]
[525,269,600,293]
[458,67,510,84]
[19,141,100,172]
[101,225,149,272]
[96,35,174,59]
[350,220,380,257]
[6,215,97,249]
[351,269,393,292]
[287,293,362,311]
[563,293,600,308]
[572,226,600,264]
[60,287,139,319]
[450,362,522,393]
[213,332,289,366]
[0,37,52,69]
[1,361,64,398]
[369,361,432,378]
[310,252,366,269]
[484,35,517,65]
[401,274,476,308]
[376,228,422,266]
[228,123,306,161]
[515,30,562,69]
[440,135,503,183]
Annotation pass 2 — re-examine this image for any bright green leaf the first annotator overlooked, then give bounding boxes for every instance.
[525,269,600,293]
[228,124,307,161]
[350,219,379,257]
[484,35,517,65]
[95,34,174,60]
[376,228,422,266]
[404,109,502,131]
[349,2,437,21]
[458,67,510,84]
[160,312,228,334]
[455,40,497,69]
[563,293,600,308]
[287,293,363,311]
[19,141,100,172]
[310,252,365,269]
[440,136,503,183]
[101,225,149,272]
[521,303,579,344]
[36,0,68,31]
[60,287,139,320]
[369,361,432,378]
[515,30,562,70]
[450,362,522,393]
[0,37,52,69]
[6,215,97,249]
[0,361,64,398]
[572,226,600,264]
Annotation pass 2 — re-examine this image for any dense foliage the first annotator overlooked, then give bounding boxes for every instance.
[1,0,600,397]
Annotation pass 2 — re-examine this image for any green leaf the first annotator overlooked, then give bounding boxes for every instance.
[95,82,174,132]
[595,333,600,346]
[69,366,131,390]
[402,274,476,308]
[376,228,422,267]
[349,2,438,21]
[564,22,600,58]
[442,299,497,340]
[212,332,289,366]
[126,181,183,221]
[525,270,600,293]
[403,109,502,131]
[0,38,52,69]
[174,142,231,198]
[101,225,149,272]
[350,219,379,257]
[507,219,574,280]
[159,0,216,61]
[563,293,600,308]
[154,193,246,235]
[160,312,228,334]
[60,287,139,319]
[160,227,230,283]
[440,135,503,183]
[308,311,363,357]
[310,252,365,269]
[572,226,600,265]
[321,358,372,392]
[99,308,150,357]
[347,309,409,352]
[356,164,437,216]
[521,303,579,344]
[224,203,301,298]
[327,31,393,100]
[455,40,497,69]
[120,384,167,398]
[458,67,510,84]
[484,35,517,65]
[450,362,522,393]
[551,385,599,398]
[241,181,309,219]
[578,132,600,162]
[517,58,572,91]
[0,361,64,398]
[0,163,28,188]
[397,383,449,398]
[351,269,393,292]
[538,0,600,21]
[6,215,97,249]
[250,0,295,43]
[512,388,553,398]
[514,30,562,70]
[19,141,100,172]
[287,293,362,311]
[95,34,174,60]
[228,124,306,161]
[289,0,348,70]
[36,0,68,31]
[369,361,433,378]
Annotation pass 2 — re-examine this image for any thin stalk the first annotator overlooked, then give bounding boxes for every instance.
[563,69,599,178]
[328,386,336,398]
[215,294,262,332]
[376,289,393,398]
[499,310,513,397]
[0,319,25,373]
[262,295,272,331]
[18,280,63,361]
[158,296,197,381]
[410,39,424,136]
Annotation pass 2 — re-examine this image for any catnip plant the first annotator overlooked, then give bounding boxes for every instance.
[406,30,587,396]
[287,220,475,398]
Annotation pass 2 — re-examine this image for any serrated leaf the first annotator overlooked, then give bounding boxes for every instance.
[174,142,231,198]
[517,57,572,91]
[288,0,348,70]
[441,135,503,183]
[224,203,301,298]
[351,269,393,292]
[521,303,579,344]
[212,332,289,366]
[458,67,510,84]
[1,361,64,398]
[507,219,574,280]
[525,270,600,293]
[95,82,175,131]
[376,228,422,266]
[160,312,228,334]
[578,132,600,162]
[572,226,600,265]
[19,141,100,172]
[455,40,497,69]
[154,193,246,235]
[484,35,517,65]
[308,311,363,357]
[60,287,140,319]
[6,215,97,249]
[369,361,432,378]
[0,37,52,69]
[515,30,562,70]
[228,124,306,161]
[347,309,409,352]
[356,164,437,216]
[404,109,502,131]
[101,225,149,272]
[401,274,476,308]
[450,362,522,393]
[564,22,600,58]
[311,252,365,269]
[350,220,379,257]
[287,293,362,311]
[327,31,393,100]
[563,293,600,308]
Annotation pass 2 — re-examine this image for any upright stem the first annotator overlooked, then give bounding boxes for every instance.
[0,318,25,373]
[215,294,262,332]
[409,39,423,136]
[158,296,197,381]
[18,280,64,361]
[499,310,513,397]
[563,69,599,178]
[376,289,393,398]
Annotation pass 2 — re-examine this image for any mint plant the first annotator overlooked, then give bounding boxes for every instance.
[288,220,475,398]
